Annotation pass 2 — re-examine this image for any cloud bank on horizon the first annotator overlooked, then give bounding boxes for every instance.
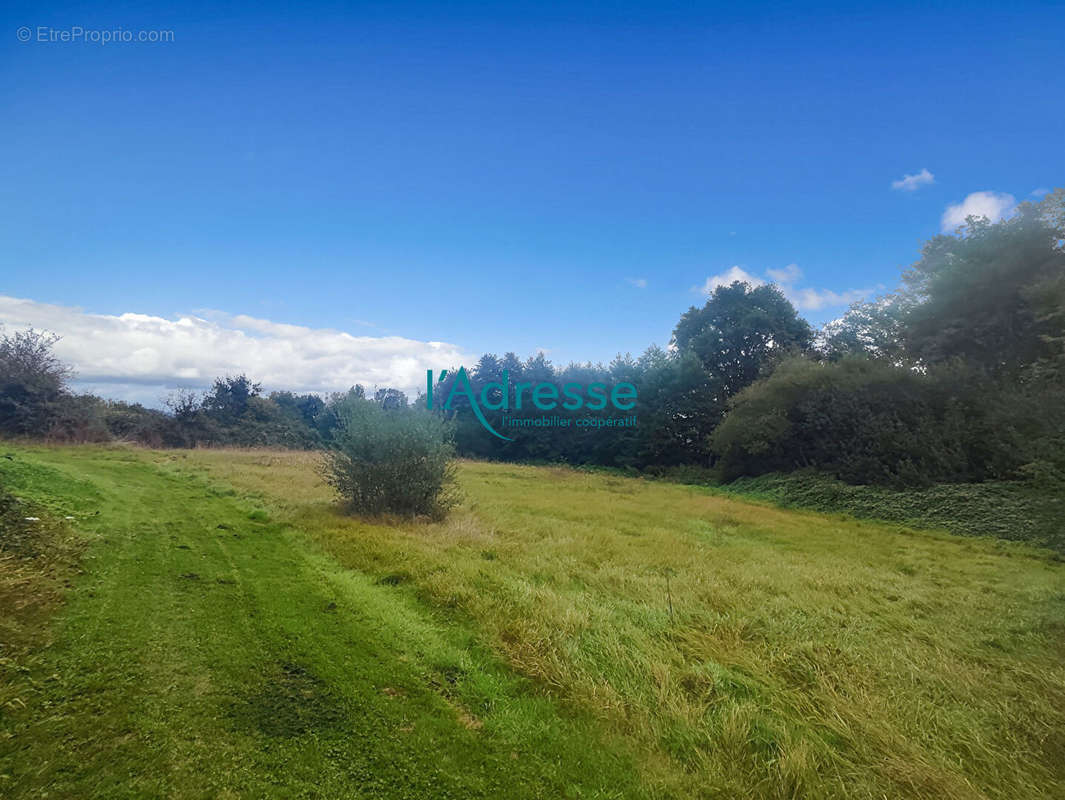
[0,295,477,407]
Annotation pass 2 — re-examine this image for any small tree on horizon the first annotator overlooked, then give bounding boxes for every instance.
[0,327,73,436]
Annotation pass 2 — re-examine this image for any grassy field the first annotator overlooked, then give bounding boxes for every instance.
[719,471,1065,550]
[2,445,1064,799]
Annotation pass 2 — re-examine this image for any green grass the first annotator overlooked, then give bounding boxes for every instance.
[3,445,1065,799]
[0,447,646,799]
[719,470,1065,551]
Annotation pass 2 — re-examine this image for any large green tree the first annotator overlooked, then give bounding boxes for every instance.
[819,294,913,363]
[673,281,813,403]
[901,190,1065,373]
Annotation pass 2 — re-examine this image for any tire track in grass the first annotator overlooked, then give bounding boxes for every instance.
[2,447,653,800]
[7,457,166,798]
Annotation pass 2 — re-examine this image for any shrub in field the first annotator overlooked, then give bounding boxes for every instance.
[320,393,458,518]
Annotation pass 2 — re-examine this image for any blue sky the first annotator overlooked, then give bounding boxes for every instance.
[1,1,1063,400]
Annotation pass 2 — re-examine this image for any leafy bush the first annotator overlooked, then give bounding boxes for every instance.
[101,400,182,447]
[320,394,458,518]
[711,357,1024,486]
[45,394,111,443]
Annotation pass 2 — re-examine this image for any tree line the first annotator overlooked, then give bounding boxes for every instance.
[2,189,1062,489]
[441,190,1065,486]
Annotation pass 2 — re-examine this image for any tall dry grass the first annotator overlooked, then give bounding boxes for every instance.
[181,449,1065,799]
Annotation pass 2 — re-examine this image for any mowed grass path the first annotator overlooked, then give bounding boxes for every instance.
[0,446,647,799]
[2,447,1064,799]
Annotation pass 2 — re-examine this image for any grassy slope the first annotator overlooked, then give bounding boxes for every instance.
[187,450,1065,800]
[2,447,1064,799]
[719,471,1065,550]
[0,447,647,799]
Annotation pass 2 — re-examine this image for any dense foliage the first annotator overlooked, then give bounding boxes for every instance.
[711,358,1024,485]
[714,191,1065,486]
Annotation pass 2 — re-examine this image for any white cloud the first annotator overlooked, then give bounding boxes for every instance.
[0,295,478,404]
[941,190,1016,232]
[695,264,876,312]
[693,266,763,295]
[625,277,648,288]
[1031,187,1050,197]
[766,263,802,284]
[782,286,873,312]
[891,168,935,192]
